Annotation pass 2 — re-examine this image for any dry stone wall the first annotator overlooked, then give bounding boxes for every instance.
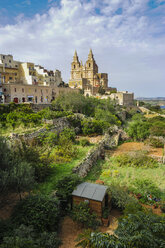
[73,130,121,178]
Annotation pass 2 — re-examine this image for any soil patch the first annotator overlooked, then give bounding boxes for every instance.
[59,209,121,248]
[0,192,28,220]
[107,142,163,158]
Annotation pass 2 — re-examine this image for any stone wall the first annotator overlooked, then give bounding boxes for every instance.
[73,131,121,178]
[9,117,71,141]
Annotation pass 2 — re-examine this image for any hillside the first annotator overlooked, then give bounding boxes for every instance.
[0,92,165,248]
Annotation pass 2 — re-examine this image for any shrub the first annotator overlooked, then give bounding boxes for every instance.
[127,120,151,140]
[11,195,60,232]
[150,121,165,137]
[76,212,165,248]
[95,108,121,126]
[38,132,59,147]
[60,128,76,142]
[39,107,73,119]
[145,137,164,148]
[71,202,100,229]
[0,219,14,243]
[123,202,143,216]
[50,136,78,163]
[108,184,138,210]
[67,115,82,129]
[79,139,90,147]
[112,151,158,168]
[81,119,109,135]
[131,178,163,203]
[160,203,165,213]
[0,225,61,248]
[55,174,82,211]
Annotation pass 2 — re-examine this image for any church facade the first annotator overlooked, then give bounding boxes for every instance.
[69,50,116,96]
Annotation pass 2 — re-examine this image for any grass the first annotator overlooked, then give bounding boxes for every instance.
[0,124,48,137]
[87,154,165,202]
[36,144,95,194]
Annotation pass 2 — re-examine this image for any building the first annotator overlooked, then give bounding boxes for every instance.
[0,54,20,84]
[109,91,134,106]
[0,53,78,104]
[2,83,77,104]
[0,73,4,103]
[0,54,63,87]
[72,182,110,217]
[69,50,116,96]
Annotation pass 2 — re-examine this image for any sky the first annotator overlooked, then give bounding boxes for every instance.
[0,0,165,97]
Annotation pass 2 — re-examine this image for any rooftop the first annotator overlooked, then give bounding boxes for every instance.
[72,182,107,202]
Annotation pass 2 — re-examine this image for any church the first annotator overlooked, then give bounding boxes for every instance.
[69,49,116,96]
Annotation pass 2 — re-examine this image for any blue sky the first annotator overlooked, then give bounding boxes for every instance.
[0,0,165,97]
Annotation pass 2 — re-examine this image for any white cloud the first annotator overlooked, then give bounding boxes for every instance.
[0,0,164,97]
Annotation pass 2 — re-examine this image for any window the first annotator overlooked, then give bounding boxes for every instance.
[14,88,16,92]
[74,65,76,69]
[35,88,37,93]
[15,73,17,76]
[35,96,37,103]
[15,65,18,67]
[5,63,7,67]
[9,60,11,63]
[3,88,6,92]
[89,63,91,67]
[22,88,24,93]
[41,89,43,93]
[3,56,5,59]
[41,96,43,102]
[9,77,13,80]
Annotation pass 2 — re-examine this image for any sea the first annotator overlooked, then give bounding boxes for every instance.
[160,106,165,109]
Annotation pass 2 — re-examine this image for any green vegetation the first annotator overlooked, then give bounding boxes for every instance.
[112,151,158,168]
[12,195,60,232]
[1,95,165,247]
[76,212,165,248]
[79,138,90,147]
[126,115,165,141]
[36,144,93,195]
[71,202,101,229]
[55,174,83,211]
[0,225,61,248]
[87,152,165,204]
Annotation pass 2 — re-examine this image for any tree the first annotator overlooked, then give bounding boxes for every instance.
[10,161,35,200]
[0,225,61,248]
[55,174,82,211]
[95,107,121,126]
[98,86,105,95]
[12,194,60,232]
[127,120,150,140]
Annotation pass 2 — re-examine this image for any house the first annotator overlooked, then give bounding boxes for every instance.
[72,182,110,217]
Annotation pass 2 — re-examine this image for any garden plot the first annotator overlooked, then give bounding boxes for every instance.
[87,142,165,208]
[106,142,163,157]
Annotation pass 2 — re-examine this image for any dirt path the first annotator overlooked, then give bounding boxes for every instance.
[107,142,163,157]
[0,192,28,220]
[59,209,121,248]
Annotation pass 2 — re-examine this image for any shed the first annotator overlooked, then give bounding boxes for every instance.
[72,182,110,217]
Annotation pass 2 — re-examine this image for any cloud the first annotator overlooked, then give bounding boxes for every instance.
[22,0,31,6]
[0,0,164,97]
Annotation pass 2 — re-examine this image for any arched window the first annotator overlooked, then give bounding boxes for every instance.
[74,65,76,69]
[89,63,90,67]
